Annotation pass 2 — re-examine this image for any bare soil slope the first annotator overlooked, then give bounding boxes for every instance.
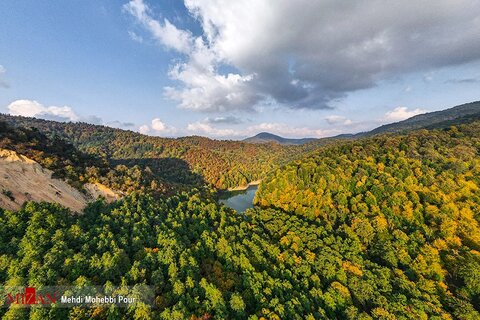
[0,149,119,212]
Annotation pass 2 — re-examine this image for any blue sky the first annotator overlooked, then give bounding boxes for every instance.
[1,0,479,139]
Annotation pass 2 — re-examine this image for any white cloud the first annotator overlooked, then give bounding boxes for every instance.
[325,115,353,125]
[187,121,239,137]
[139,124,150,135]
[0,65,10,88]
[126,0,480,111]
[6,100,184,137]
[384,107,427,121]
[124,0,260,112]
[5,99,132,128]
[164,66,259,112]
[138,118,177,136]
[123,0,193,53]
[151,118,167,131]
[7,99,80,122]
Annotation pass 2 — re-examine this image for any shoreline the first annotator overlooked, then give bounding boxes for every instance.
[227,180,261,192]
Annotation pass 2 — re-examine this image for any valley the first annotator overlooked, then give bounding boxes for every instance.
[4,0,480,317]
[0,101,479,319]
[0,103,480,319]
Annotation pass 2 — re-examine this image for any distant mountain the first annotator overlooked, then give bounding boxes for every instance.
[245,102,480,145]
[363,101,480,136]
[243,132,317,145]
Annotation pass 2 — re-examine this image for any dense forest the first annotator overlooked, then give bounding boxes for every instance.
[0,112,479,318]
[0,121,200,195]
[0,114,303,190]
[255,122,480,319]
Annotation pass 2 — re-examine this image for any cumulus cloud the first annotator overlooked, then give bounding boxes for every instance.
[139,124,150,135]
[123,0,194,53]
[384,107,427,121]
[125,0,480,112]
[6,99,130,128]
[187,121,239,137]
[7,100,80,122]
[124,0,262,112]
[139,118,177,136]
[0,65,10,88]
[151,118,167,131]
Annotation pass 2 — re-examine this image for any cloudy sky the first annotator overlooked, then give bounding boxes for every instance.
[1,0,479,139]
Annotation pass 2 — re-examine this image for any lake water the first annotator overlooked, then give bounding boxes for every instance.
[220,185,258,213]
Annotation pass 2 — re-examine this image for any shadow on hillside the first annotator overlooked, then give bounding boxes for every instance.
[111,157,205,187]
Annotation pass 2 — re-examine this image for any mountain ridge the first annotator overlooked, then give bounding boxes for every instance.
[362,100,480,136]
[242,101,480,145]
[242,100,480,144]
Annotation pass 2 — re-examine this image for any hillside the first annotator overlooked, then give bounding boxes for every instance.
[364,100,480,136]
[253,120,480,318]
[0,149,119,211]
[243,132,316,145]
[243,101,480,146]
[0,121,181,196]
[0,115,301,189]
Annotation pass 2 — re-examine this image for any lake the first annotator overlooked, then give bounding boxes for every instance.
[220,185,258,213]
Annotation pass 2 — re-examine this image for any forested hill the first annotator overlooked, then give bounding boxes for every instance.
[0,121,107,190]
[254,121,480,318]
[0,114,301,190]
[242,101,480,146]
[0,121,202,196]
[363,100,480,136]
